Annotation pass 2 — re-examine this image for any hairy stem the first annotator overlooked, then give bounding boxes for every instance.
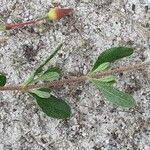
[90,61,150,78]
[0,62,149,92]
[5,17,46,30]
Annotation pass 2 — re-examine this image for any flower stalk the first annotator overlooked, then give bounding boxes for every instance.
[0,7,74,31]
[4,17,46,30]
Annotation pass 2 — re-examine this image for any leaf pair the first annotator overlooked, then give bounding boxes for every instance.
[29,46,136,119]
[23,43,63,85]
[0,45,137,120]
[24,44,71,119]
[89,47,136,108]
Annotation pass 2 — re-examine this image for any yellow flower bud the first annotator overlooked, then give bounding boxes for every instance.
[47,7,73,20]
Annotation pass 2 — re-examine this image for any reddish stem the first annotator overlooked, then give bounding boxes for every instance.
[5,17,45,30]
[0,62,149,92]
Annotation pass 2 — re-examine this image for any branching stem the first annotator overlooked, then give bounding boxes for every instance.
[0,62,149,92]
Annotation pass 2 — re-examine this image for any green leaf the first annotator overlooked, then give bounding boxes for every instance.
[91,62,110,73]
[96,76,116,83]
[30,93,71,119]
[39,67,60,81]
[31,88,51,98]
[44,67,61,74]
[92,47,134,71]
[0,74,6,86]
[34,43,63,75]
[23,73,35,86]
[40,72,59,81]
[92,81,136,108]
[23,43,63,85]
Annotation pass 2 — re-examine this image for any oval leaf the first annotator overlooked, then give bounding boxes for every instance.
[0,74,6,86]
[31,88,51,98]
[30,93,71,119]
[92,47,134,71]
[92,80,136,108]
[40,72,59,81]
[39,67,60,81]
[91,62,110,73]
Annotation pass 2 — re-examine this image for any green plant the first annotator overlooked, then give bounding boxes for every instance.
[0,44,149,119]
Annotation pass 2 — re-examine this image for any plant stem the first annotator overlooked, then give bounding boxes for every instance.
[22,43,63,86]
[90,61,150,78]
[4,17,46,30]
[0,62,149,92]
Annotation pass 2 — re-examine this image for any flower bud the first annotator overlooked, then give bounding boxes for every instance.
[47,7,73,20]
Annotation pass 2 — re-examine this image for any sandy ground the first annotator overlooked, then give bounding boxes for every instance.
[0,0,150,150]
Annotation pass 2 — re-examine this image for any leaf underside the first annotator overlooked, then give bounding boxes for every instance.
[31,88,51,98]
[92,80,136,108]
[39,67,60,81]
[91,62,110,73]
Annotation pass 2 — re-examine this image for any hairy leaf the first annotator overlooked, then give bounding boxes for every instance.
[91,62,110,73]
[0,74,6,86]
[30,93,71,119]
[40,72,59,81]
[92,47,134,71]
[96,76,116,83]
[92,81,136,108]
[31,88,51,98]
[39,67,60,81]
